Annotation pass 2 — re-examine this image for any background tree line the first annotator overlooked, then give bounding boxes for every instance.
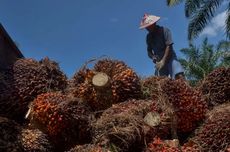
[166,0,230,85]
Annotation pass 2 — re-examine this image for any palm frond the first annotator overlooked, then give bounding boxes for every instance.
[178,58,189,67]
[180,44,199,60]
[188,0,224,40]
[226,2,230,39]
[185,0,203,17]
[188,62,206,79]
[217,40,230,51]
[178,58,193,79]
[216,40,230,67]
[166,0,184,6]
[199,39,215,72]
[180,48,196,58]
[178,38,227,83]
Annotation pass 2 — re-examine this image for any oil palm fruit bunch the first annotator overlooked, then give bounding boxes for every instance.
[92,99,156,152]
[145,137,180,152]
[140,76,169,100]
[198,67,230,108]
[0,117,23,152]
[161,79,208,133]
[148,100,177,140]
[19,128,53,152]
[180,141,202,152]
[0,70,16,118]
[39,57,68,91]
[29,92,92,151]
[183,103,230,152]
[72,58,141,111]
[71,67,99,110]
[95,59,141,102]
[71,66,93,87]
[0,58,67,122]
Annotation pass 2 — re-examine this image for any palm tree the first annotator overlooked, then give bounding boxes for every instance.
[178,38,230,85]
[166,0,230,41]
[217,40,230,66]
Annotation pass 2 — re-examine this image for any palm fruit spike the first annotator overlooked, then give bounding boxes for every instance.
[29,92,92,151]
[66,144,112,152]
[70,58,98,88]
[181,140,202,152]
[19,128,53,152]
[111,67,141,102]
[93,58,127,76]
[0,58,67,122]
[161,78,208,133]
[140,76,169,100]
[149,98,178,140]
[184,103,230,152]
[140,76,177,138]
[72,68,101,110]
[198,67,230,108]
[92,99,160,152]
[0,69,16,118]
[72,58,142,111]
[94,58,141,102]
[39,57,68,91]
[0,117,23,152]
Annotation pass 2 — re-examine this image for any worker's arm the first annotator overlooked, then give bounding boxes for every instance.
[156,28,173,70]
[147,45,154,58]
[146,34,157,63]
[161,44,172,63]
[155,45,172,70]
[147,45,158,63]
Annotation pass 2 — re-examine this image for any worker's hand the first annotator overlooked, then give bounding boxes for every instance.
[152,55,159,64]
[152,56,157,63]
[155,60,165,70]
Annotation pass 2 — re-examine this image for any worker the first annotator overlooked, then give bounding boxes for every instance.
[140,13,185,79]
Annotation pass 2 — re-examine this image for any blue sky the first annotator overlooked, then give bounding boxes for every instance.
[0,0,228,78]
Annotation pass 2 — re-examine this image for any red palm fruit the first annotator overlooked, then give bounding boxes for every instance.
[197,67,230,108]
[70,66,93,88]
[19,128,53,152]
[184,103,230,152]
[140,76,169,100]
[71,58,141,111]
[181,140,202,152]
[161,79,208,133]
[39,57,67,91]
[29,92,92,151]
[0,58,67,122]
[145,137,180,152]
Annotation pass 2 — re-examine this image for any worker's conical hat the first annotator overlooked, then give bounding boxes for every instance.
[139,14,160,29]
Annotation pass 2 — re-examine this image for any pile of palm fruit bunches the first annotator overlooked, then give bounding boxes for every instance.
[0,57,229,152]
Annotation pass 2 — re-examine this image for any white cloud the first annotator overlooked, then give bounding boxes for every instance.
[201,11,227,37]
[201,26,217,36]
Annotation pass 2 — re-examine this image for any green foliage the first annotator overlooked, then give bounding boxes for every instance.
[166,0,183,6]
[166,0,230,41]
[179,38,230,85]
[217,40,230,67]
[185,0,203,17]
[227,3,230,38]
